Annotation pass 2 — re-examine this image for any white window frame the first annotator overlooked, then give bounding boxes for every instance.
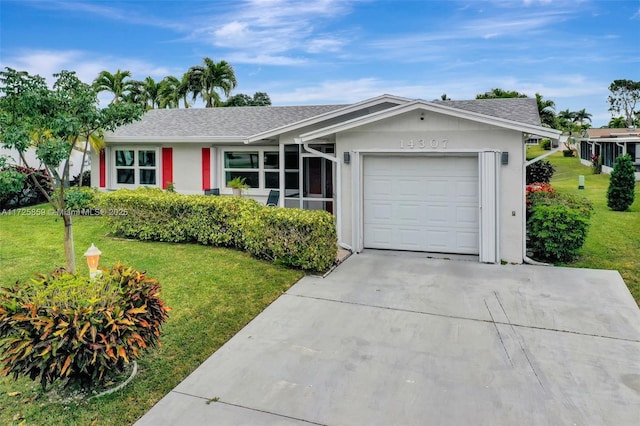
[111,147,160,188]
[221,147,280,192]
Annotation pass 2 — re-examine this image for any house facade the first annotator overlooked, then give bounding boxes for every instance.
[91,95,561,264]
[578,128,640,180]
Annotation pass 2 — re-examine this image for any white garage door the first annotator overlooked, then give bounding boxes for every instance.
[363,155,479,254]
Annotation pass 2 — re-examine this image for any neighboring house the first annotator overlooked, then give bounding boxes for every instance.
[91,94,561,264]
[578,128,640,181]
[0,145,89,179]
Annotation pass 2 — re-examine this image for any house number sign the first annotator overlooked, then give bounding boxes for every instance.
[400,138,448,149]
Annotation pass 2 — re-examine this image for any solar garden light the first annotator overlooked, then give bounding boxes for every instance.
[83,243,102,279]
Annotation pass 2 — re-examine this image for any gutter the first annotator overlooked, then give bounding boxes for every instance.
[295,139,353,253]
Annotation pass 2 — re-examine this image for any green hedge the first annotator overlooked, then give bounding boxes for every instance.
[527,191,593,263]
[100,188,337,271]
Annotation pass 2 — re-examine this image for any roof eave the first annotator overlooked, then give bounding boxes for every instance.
[246,94,411,143]
[299,100,561,142]
[105,136,248,144]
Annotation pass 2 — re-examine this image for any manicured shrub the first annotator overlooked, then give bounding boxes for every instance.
[100,188,338,271]
[64,186,101,213]
[541,139,551,150]
[0,264,169,390]
[243,207,337,271]
[527,191,593,263]
[607,154,636,211]
[526,160,555,184]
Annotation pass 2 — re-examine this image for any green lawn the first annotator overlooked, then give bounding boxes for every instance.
[0,212,304,425]
[529,147,640,306]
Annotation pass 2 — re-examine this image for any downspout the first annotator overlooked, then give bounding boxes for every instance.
[522,135,566,266]
[297,139,353,253]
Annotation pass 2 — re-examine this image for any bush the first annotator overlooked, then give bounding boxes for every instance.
[0,158,25,208]
[527,191,593,263]
[0,264,169,390]
[541,139,551,150]
[243,207,337,270]
[0,164,53,209]
[526,160,555,184]
[64,186,101,213]
[562,149,575,157]
[607,154,636,211]
[70,170,91,187]
[100,188,338,271]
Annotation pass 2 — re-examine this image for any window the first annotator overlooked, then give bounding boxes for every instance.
[115,149,157,186]
[223,150,279,189]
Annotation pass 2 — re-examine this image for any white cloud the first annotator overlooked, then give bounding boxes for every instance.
[0,49,175,86]
[189,0,356,64]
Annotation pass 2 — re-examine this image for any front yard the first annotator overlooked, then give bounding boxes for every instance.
[0,212,303,425]
[0,149,638,424]
[529,148,640,306]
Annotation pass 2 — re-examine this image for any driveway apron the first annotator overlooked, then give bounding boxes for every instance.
[136,251,640,426]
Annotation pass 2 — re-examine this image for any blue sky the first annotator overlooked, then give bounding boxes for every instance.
[1,0,639,126]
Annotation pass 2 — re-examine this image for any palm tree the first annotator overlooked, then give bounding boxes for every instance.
[608,116,628,128]
[158,76,183,108]
[574,108,592,126]
[142,76,161,109]
[92,69,133,104]
[535,93,556,128]
[186,58,237,107]
[556,109,577,134]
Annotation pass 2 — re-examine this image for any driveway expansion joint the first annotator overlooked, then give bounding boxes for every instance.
[171,391,327,425]
[287,293,640,343]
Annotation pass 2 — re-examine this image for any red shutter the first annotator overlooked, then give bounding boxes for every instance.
[202,148,211,190]
[99,149,106,188]
[162,148,173,189]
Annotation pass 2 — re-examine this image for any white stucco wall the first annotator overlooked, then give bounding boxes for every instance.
[332,109,526,263]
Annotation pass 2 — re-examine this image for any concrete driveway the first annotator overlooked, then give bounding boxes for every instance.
[136,251,640,425]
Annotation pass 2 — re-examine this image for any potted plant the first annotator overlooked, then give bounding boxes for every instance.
[227,176,249,196]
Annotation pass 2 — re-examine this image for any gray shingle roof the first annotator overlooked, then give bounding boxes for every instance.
[438,98,541,126]
[107,104,347,139]
[106,97,542,140]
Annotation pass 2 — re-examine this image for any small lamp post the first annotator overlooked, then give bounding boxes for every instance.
[83,243,102,279]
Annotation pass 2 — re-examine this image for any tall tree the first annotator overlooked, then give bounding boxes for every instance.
[535,93,556,128]
[476,88,528,99]
[141,76,161,109]
[608,79,640,127]
[92,69,134,104]
[186,58,237,107]
[607,154,636,211]
[574,108,592,126]
[158,74,191,108]
[224,91,272,107]
[0,68,143,272]
[608,116,628,128]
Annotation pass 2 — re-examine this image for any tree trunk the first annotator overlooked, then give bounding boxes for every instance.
[63,210,76,273]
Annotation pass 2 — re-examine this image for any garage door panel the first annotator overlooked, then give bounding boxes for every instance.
[396,178,424,200]
[364,156,479,254]
[456,206,479,226]
[456,231,479,253]
[366,226,393,248]
[364,177,393,199]
[397,203,422,224]
[456,179,477,198]
[365,201,393,222]
[424,204,450,226]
